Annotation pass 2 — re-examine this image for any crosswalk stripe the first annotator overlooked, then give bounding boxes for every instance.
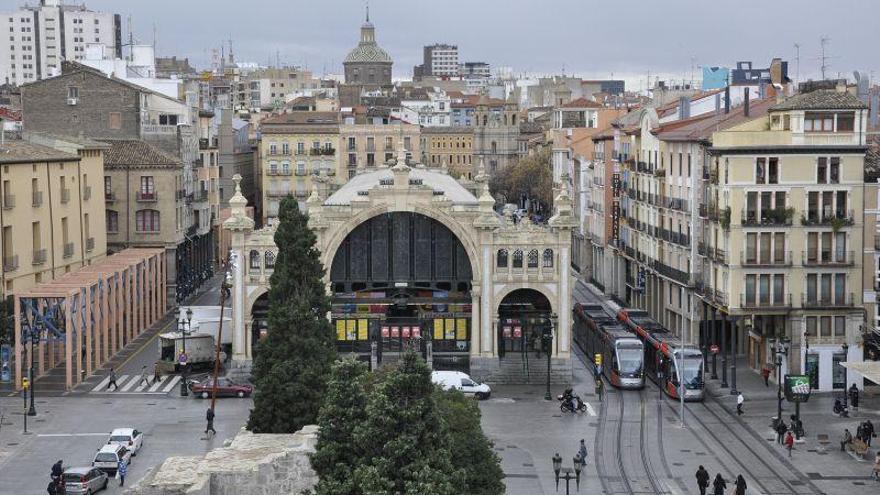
[94,374,128,392]
[147,376,167,392]
[585,402,597,417]
[120,376,140,392]
[91,375,112,392]
[162,375,182,393]
[134,379,151,392]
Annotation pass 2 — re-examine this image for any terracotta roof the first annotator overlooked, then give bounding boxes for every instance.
[560,97,603,109]
[101,139,181,166]
[655,98,775,142]
[260,111,340,125]
[0,140,79,164]
[770,90,868,111]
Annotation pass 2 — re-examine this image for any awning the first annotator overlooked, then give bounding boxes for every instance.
[840,361,880,384]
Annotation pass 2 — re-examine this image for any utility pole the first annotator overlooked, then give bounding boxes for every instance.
[793,43,800,87]
[820,36,831,80]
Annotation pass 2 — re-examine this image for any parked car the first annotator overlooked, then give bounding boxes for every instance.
[107,428,144,456]
[189,376,253,399]
[431,370,491,400]
[63,467,109,494]
[91,443,131,474]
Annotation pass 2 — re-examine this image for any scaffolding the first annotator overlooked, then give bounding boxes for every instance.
[14,248,166,391]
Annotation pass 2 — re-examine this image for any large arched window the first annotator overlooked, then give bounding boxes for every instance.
[250,250,261,270]
[543,249,554,268]
[527,249,539,268]
[497,249,508,268]
[265,251,276,269]
[512,250,523,268]
[135,209,160,232]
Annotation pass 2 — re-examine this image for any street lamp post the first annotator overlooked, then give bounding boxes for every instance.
[27,320,40,417]
[771,337,789,425]
[841,343,849,409]
[552,452,582,494]
[543,313,557,401]
[179,308,193,397]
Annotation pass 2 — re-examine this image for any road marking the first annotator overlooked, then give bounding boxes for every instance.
[92,374,128,392]
[585,402,597,416]
[37,433,108,437]
[162,375,182,393]
[147,376,168,392]
[92,375,112,391]
[120,376,141,392]
[114,323,166,372]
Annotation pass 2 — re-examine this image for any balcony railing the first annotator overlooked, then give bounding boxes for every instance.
[311,147,336,156]
[295,169,308,176]
[740,293,792,309]
[2,194,14,209]
[194,190,208,202]
[32,249,46,265]
[32,191,43,207]
[105,191,116,203]
[802,250,854,266]
[266,169,293,176]
[801,210,855,227]
[267,190,292,198]
[294,190,309,199]
[801,293,855,308]
[60,188,70,204]
[63,242,74,258]
[137,191,158,202]
[86,237,95,252]
[711,247,727,265]
[82,185,91,201]
[652,259,690,286]
[741,251,792,267]
[3,255,18,272]
[741,208,794,227]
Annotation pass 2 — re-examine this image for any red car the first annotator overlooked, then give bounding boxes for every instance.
[189,377,253,398]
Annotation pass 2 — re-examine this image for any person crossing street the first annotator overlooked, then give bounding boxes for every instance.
[117,458,127,486]
[206,406,217,437]
[107,368,118,391]
[695,465,710,495]
[736,392,745,416]
[577,439,588,467]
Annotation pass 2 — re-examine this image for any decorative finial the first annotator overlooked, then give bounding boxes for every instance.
[366,1,370,22]
[233,174,242,194]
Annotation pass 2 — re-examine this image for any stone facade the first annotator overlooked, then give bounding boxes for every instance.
[125,426,318,495]
[473,96,520,175]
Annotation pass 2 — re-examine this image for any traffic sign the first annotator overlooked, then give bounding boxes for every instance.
[710,344,720,354]
[178,353,188,365]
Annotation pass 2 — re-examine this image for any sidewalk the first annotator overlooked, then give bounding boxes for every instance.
[706,356,880,486]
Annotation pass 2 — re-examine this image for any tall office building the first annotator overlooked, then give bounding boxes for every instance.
[0,0,121,86]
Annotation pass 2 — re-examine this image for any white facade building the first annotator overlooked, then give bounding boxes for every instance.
[425,44,459,77]
[0,0,120,85]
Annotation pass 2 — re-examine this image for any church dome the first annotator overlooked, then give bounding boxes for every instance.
[344,41,393,64]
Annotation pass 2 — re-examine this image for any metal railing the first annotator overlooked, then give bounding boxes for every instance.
[801,293,855,308]
[741,251,792,267]
[137,191,158,202]
[801,209,855,226]
[741,209,794,226]
[105,191,116,202]
[266,169,293,176]
[86,237,95,252]
[32,249,46,265]
[295,169,308,176]
[3,255,18,272]
[740,293,792,309]
[32,191,43,207]
[63,242,74,258]
[802,250,854,266]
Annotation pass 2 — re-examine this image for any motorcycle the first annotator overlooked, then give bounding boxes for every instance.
[557,392,587,413]
[833,398,849,417]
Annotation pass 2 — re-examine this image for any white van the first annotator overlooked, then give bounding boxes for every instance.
[431,371,491,400]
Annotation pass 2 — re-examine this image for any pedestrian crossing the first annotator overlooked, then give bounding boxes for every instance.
[90,374,182,395]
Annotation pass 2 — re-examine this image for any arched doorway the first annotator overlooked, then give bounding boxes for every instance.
[497,288,552,359]
[250,292,269,356]
[329,211,473,369]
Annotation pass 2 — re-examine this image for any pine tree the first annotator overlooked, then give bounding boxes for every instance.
[351,352,466,495]
[310,358,369,495]
[247,197,336,433]
[434,390,505,495]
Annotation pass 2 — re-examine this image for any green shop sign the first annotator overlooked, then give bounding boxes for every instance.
[784,374,812,402]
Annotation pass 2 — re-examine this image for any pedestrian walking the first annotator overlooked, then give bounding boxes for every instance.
[784,431,794,457]
[849,383,859,409]
[761,366,771,387]
[206,406,216,436]
[695,465,710,495]
[712,473,727,495]
[138,365,150,387]
[871,451,880,482]
[107,368,118,391]
[117,458,127,486]
[577,439,588,467]
[841,428,853,451]
[865,419,875,447]
[51,459,63,482]
[46,480,57,495]
[736,392,744,416]
[153,361,161,385]
[734,474,747,495]
[775,420,787,444]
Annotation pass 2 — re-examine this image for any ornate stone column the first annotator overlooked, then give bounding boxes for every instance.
[223,175,254,370]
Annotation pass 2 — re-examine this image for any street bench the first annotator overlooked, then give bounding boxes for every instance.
[816,434,830,452]
[847,439,870,459]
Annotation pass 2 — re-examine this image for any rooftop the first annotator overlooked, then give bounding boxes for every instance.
[0,139,79,164]
[770,89,868,112]
[560,97,603,109]
[325,166,478,206]
[261,111,340,126]
[655,98,775,142]
[101,139,181,167]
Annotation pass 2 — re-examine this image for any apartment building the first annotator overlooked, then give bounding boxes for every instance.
[414,44,459,79]
[0,138,107,296]
[233,67,318,111]
[259,111,339,222]
[473,95,520,175]
[420,126,473,178]
[0,0,121,86]
[340,110,421,179]
[865,144,880,368]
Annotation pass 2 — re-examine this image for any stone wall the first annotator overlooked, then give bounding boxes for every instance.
[125,426,318,495]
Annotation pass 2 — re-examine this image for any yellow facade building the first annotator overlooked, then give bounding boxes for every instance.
[420,127,474,179]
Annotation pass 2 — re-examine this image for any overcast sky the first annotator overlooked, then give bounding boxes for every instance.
[84,0,880,88]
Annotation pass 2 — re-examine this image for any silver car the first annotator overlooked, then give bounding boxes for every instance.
[63,466,109,494]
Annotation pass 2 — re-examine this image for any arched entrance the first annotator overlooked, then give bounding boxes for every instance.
[497,289,553,359]
[329,211,473,370]
[250,292,269,356]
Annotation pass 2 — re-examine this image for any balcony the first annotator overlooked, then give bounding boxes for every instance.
[194,189,208,202]
[60,188,70,204]
[294,190,309,199]
[32,249,46,265]
[741,251,793,267]
[137,191,158,202]
[800,210,855,227]
[85,237,95,252]
[710,247,728,265]
[311,147,336,156]
[266,168,293,176]
[82,186,91,201]
[63,242,74,258]
[802,250,854,267]
[294,169,308,176]
[697,241,707,257]
[2,194,13,209]
[740,294,792,309]
[665,197,688,212]
[652,259,690,286]
[741,208,794,227]
[801,293,855,308]
[32,191,43,207]
[3,255,18,272]
[266,190,292,198]
[105,191,116,203]
[698,203,708,218]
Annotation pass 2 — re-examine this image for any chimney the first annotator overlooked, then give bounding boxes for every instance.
[724,86,730,114]
[744,87,750,117]
[871,92,879,129]
[678,96,690,120]
[836,80,847,93]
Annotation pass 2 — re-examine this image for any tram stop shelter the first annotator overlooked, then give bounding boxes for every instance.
[840,361,880,388]
[14,248,166,391]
